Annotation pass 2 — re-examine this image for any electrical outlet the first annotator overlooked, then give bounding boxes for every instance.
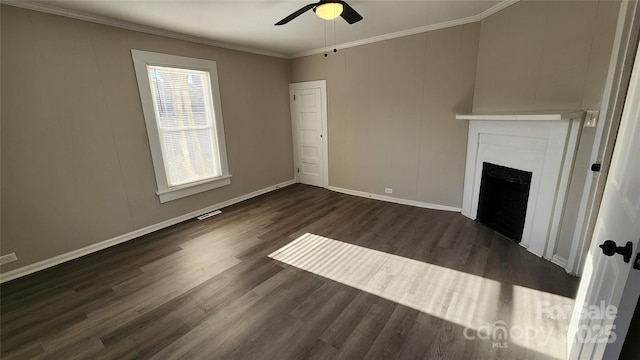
[584,110,599,128]
[385,188,393,194]
[0,253,18,265]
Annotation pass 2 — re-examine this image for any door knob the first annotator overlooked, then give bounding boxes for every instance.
[599,240,633,263]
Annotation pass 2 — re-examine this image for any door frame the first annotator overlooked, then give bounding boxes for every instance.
[567,1,640,358]
[289,80,329,188]
[567,0,640,276]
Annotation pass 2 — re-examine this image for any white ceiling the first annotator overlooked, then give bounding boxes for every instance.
[18,0,513,58]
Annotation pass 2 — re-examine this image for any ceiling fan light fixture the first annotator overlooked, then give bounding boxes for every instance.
[314,2,344,21]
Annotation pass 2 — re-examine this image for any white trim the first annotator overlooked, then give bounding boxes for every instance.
[455,111,583,122]
[4,0,518,60]
[0,179,296,283]
[545,118,583,260]
[289,80,329,188]
[550,254,569,269]
[3,0,287,59]
[477,0,520,19]
[291,0,519,58]
[131,49,232,203]
[157,175,232,203]
[460,114,584,259]
[328,186,462,212]
[566,0,638,276]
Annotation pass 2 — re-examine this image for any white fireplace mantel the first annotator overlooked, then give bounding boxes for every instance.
[457,111,584,261]
[456,111,584,122]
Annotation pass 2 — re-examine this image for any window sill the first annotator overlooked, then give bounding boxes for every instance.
[157,175,232,203]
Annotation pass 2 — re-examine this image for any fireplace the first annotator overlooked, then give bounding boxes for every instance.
[477,162,532,242]
[456,111,584,261]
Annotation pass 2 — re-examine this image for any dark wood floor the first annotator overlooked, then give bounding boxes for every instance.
[1,184,579,359]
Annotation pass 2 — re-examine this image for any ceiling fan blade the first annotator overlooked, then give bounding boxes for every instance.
[340,1,363,24]
[275,3,317,25]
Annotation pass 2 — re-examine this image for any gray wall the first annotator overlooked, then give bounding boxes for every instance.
[290,24,480,208]
[1,5,293,272]
[472,0,620,261]
[473,0,619,112]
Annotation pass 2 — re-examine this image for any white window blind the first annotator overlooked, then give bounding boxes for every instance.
[132,50,231,203]
[147,66,221,186]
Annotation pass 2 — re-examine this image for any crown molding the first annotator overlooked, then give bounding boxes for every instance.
[2,0,289,59]
[292,15,480,58]
[479,0,519,19]
[291,0,519,58]
[3,0,519,59]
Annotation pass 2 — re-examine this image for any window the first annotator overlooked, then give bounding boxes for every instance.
[131,50,230,203]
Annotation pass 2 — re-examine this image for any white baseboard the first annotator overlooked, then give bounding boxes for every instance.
[0,179,296,283]
[550,254,569,269]
[327,186,462,212]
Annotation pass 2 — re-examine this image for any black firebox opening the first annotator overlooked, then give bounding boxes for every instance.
[477,162,532,243]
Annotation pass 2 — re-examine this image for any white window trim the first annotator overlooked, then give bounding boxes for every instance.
[131,49,231,203]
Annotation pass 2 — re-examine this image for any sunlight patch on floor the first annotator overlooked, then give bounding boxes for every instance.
[269,233,574,359]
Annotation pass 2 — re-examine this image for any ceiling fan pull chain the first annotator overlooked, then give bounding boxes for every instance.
[324,20,328,57]
[333,18,337,53]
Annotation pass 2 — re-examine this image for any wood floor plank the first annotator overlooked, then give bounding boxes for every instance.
[268,283,358,360]
[396,312,445,359]
[333,298,397,360]
[0,184,580,359]
[423,321,466,360]
[2,341,45,360]
[305,339,340,360]
[36,336,106,360]
[179,272,323,359]
[147,266,299,360]
[362,303,420,360]
[319,291,380,349]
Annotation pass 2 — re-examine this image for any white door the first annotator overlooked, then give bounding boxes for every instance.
[290,81,328,188]
[567,40,640,359]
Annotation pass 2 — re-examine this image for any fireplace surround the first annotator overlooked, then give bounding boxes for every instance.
[456,112,584,261]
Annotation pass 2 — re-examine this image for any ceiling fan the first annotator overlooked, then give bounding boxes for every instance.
[275,0,363,25]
